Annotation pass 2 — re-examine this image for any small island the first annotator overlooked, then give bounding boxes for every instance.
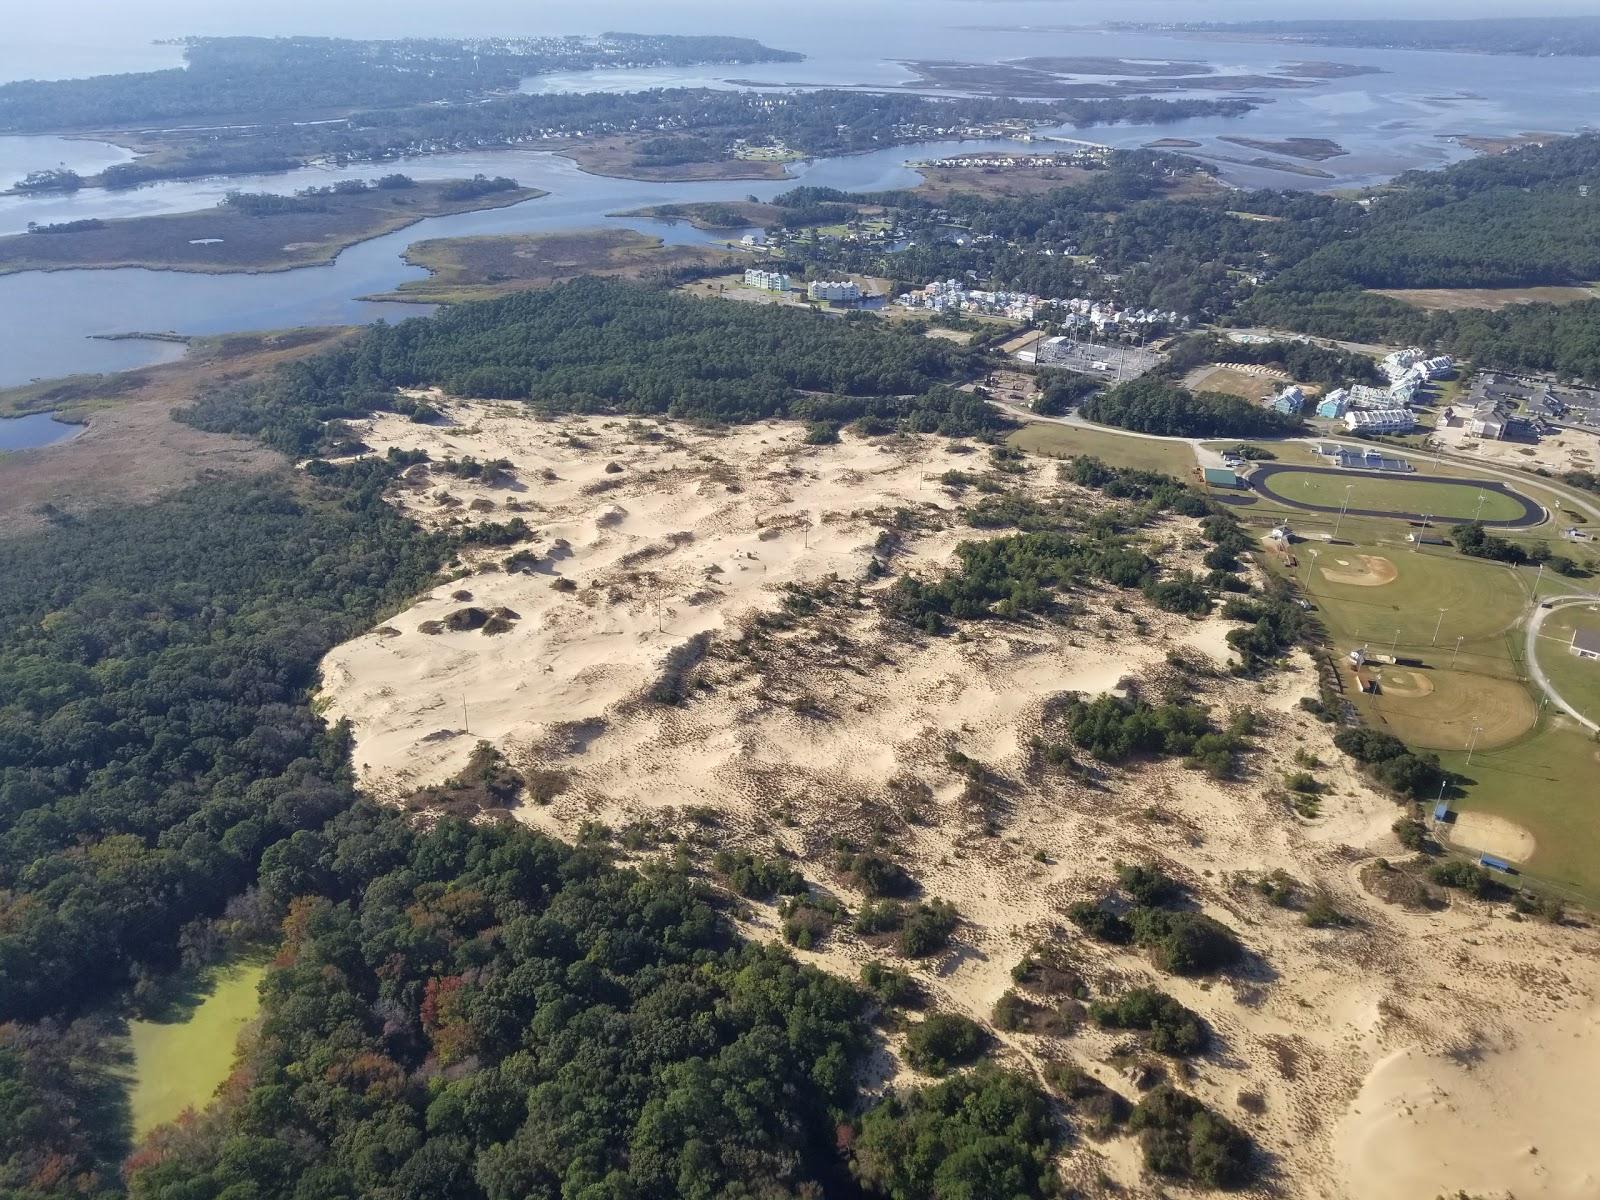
[363,229,737,304]
[1217,136,1348,161]
[555,134,792,183]
[0,176,545,275]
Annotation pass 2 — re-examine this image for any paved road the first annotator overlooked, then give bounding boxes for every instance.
[1248,463,1546,528]
[994,400,1600,529]
[1524,596,1600,733]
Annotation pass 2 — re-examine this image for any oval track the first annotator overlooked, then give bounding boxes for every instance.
[1247,465,1544,527]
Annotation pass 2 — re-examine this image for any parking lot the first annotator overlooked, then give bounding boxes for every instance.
[1030,336,1165,381]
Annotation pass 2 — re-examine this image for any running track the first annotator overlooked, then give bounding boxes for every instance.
[1247,465,1545,528]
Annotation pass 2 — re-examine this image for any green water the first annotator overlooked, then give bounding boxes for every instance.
[126,960,266,1137]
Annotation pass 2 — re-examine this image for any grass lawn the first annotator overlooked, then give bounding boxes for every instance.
[1260,469,1531,522]
[127,959,266,1137]
[1295,539,1529,654]
[1435,718,1600,905]
[1008,422,1198,478]
[1531,602,1600,725]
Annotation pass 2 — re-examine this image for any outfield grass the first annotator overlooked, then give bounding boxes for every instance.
[1296,540,1528,654]
[1532,603,1600,725]
[1008,422,1198,477]
[1261,469,1530,521]
[127,959,266,1137]
[1435,718,1600,906]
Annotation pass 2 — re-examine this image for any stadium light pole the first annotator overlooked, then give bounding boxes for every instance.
[1432,608,1448,645]
[1474,491,1487,521]
[1465,723,1485,767]
[1451,635,1464,668]
[1332,484,1354,540]
[1531,561,1544,600]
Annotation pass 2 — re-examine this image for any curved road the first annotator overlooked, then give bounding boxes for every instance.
[995,400,1600,528]
[996,400,1600,724]
[1525,596,1600,733]
[1247,463,1546,527]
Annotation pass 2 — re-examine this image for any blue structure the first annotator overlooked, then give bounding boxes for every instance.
[1433,800,1451,822]
[1478,855,1514,874]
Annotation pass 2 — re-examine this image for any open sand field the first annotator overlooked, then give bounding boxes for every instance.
[321,399,1600,1199]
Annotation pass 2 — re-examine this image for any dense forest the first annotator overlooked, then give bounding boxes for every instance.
[0,466,445,1020]
[186,278,992,453]
[1083,378,1303,438]
[0,34,800,132]
[71,86,1253,193]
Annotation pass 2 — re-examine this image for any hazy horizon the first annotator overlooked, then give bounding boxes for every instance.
[6,0,1600,83]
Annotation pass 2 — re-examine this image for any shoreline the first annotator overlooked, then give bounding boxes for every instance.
[0,185,548,278]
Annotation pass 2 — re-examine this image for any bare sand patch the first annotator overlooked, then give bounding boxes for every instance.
[1450,811,1537,862]
[1335,1003,1600,1200]
[1320,554,1398,587]
[321,399,1600,1199]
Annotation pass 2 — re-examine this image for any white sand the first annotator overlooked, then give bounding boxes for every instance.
[320,399,1600,1198]
[1336,1003,1600,1199]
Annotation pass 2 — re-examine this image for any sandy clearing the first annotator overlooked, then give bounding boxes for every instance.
[320,399,1600,1199]
[1335,1003,1600,1200]
[1449,812,1537,862]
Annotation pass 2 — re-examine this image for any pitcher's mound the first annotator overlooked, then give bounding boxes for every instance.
[1449,812,1536,862]
[1375,669,1434,698]
[1320,554,1398,587]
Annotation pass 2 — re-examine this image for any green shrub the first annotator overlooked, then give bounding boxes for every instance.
[903,1013,986,1075]
[1428,859,1496,898]
[1042,1063,1130,1138]
[856,899,907,936]
[1128,908,1244,975]
[1118,863,1181,907]
[1090,987,1208,1056]
[1067,902,1132,944]
[1129,1085,1253,1187]
[837,850,915,898]
[899,900,959,957]
[861,960,920,1007]
[712,850,807,900]
[851,1070,1058,1197]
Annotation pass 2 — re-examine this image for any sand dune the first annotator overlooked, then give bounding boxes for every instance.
[321,399,1600,1198]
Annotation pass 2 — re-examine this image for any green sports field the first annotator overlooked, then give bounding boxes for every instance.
[1260,469,1531,521]
[1297,540,1529,655]
[1531,603,1600,726]
[1436,719,1600,906]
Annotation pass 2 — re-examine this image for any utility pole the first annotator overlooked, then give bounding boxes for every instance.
[1390,627,1400,657]
[462,693,470,735]
[1474,491,1487,522]
[1432,607,1448,645]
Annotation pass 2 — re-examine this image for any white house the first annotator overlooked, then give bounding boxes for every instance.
[1345,408,1416,433]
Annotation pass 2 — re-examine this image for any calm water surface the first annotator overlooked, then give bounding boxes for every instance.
[1,4,1597,386]
[0,411,82,450]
